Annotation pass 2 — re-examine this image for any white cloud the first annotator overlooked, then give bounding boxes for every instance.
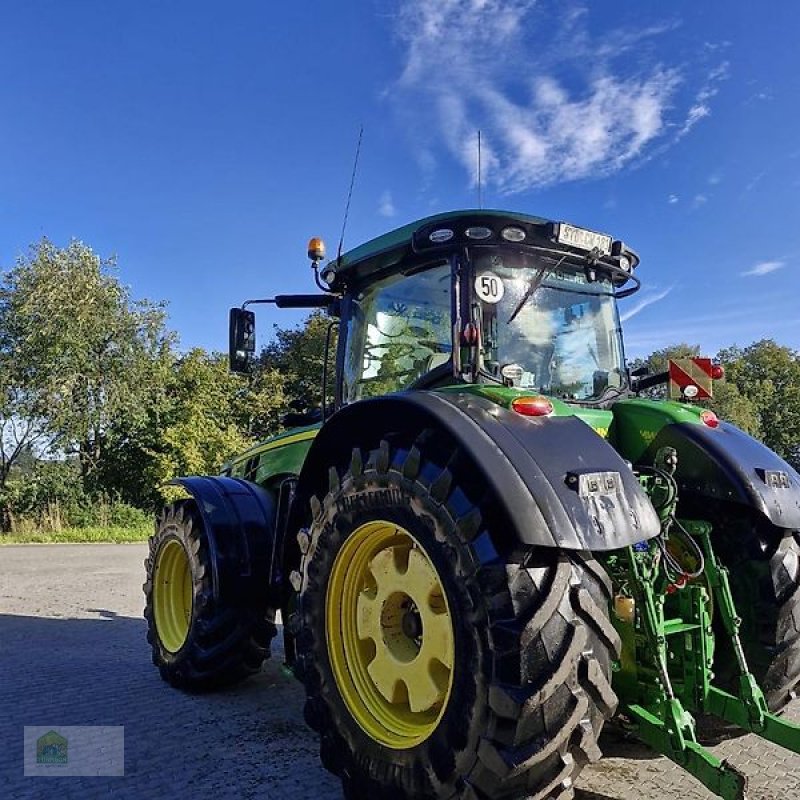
[741,260,786,277]
[392,2,726,193]
[378,190,396,218]
[620,287,673,322]
[668,194,679,204]
[675,61,729,139]
[692,193,708,208]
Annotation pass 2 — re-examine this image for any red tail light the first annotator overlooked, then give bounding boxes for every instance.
[700,410,720,428]
[511,396,554,417]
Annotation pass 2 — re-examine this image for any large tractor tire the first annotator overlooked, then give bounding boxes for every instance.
[295,437,620,800]
[722,530,800,712]
[143,500,277,691]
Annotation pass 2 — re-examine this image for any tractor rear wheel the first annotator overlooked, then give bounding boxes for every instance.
[296,438,620,799]
[723,531,800,712]
[143,500,276,691]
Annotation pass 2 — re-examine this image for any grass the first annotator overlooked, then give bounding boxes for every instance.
[0,524,151,544]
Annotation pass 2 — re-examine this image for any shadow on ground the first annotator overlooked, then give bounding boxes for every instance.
[0,613,340,800]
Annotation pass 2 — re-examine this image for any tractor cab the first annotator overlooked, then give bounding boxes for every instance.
[331,211,640,407]
[230,210,641,411]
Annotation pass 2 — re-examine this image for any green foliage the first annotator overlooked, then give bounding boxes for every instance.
[717,340,800,467]
[0,238,174,498]
[258,312,335,410]
[150,349,284,497]
[0,525,150,544]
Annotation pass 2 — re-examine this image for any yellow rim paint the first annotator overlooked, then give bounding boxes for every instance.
[326,520,455,749]
[153,539,193,653]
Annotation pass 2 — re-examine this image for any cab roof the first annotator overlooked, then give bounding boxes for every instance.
[329,209,550,285]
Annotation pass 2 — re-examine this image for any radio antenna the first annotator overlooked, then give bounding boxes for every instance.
[477,130,483,209]
[337,125,364,265]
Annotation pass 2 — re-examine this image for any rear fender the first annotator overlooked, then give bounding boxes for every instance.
[644,422,800,531]
[170,476,276,604]
[295,391,660,551]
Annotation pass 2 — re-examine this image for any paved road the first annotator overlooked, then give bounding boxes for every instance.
[1,544,798,799]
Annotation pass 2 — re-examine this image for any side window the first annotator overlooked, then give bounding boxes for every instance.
[343,263,452,401]
[244,456,259,482]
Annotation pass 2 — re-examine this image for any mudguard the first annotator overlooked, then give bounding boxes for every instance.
[297,391,660,551]
[170,476,276,603]
[645,421,800,530]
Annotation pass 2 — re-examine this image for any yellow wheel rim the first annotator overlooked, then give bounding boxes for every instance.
[326,520,455,749]
[153,539,193,653]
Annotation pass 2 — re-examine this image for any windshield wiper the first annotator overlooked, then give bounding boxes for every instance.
[505,255,566,325]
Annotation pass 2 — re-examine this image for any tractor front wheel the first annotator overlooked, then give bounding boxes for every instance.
[143,500,276,691]
[296,438,620,799]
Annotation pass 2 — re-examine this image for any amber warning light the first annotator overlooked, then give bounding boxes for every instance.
[307,237,326,263]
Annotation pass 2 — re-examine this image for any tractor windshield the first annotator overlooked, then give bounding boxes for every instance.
[342,262,453,401]
[471,247,626,401]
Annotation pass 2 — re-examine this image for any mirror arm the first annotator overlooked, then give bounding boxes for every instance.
[243,295,340,312]
[242,298,276,309]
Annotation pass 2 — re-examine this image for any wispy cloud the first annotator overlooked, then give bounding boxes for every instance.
[620,287,673,322]
[692,193,708,208]
[392,2,727,193]
[676,61,729,139]
[741,260,785,277]
[378,190,396,218]
[668,194,679,204]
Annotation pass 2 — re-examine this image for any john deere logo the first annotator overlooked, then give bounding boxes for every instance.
[36,731,68,765]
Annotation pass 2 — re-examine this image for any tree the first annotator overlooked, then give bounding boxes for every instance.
[718,340,800,468]
[150,349,285,499]
[258,312,336,411]
[0,238,175,496]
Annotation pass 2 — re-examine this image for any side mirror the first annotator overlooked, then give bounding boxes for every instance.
[229,307,256,373]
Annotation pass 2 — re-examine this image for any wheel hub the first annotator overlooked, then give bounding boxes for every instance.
[326,520,455,748]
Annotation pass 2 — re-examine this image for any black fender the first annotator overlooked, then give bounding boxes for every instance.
[295,391,660,551]
[645,421,800,530]
[170,476,276,604]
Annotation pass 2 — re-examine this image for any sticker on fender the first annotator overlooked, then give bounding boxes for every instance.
[475,272,504,303]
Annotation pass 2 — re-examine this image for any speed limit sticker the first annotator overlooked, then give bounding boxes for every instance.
[474,272,504,303]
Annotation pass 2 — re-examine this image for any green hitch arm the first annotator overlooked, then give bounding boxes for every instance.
[626,702,748,800]
[686,521,800,754]
[706,686,800,753]
[621,544,750,800]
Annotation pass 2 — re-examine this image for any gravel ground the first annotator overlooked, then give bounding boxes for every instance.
[1,543,798,799]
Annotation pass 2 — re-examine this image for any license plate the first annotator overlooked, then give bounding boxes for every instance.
[557,223,612,256]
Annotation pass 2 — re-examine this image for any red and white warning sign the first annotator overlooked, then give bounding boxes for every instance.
[668,357,714,400]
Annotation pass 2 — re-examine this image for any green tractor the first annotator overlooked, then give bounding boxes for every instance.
[143,210,800,799]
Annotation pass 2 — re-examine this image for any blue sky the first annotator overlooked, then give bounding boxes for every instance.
[2,0,798,359]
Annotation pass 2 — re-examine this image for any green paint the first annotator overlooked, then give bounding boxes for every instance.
[610,397,708,463]
[224,424,320,487]
[603,470,800,799]
[433,384,613,437]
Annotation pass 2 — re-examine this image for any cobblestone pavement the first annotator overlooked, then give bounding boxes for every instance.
[1,544,798,799]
